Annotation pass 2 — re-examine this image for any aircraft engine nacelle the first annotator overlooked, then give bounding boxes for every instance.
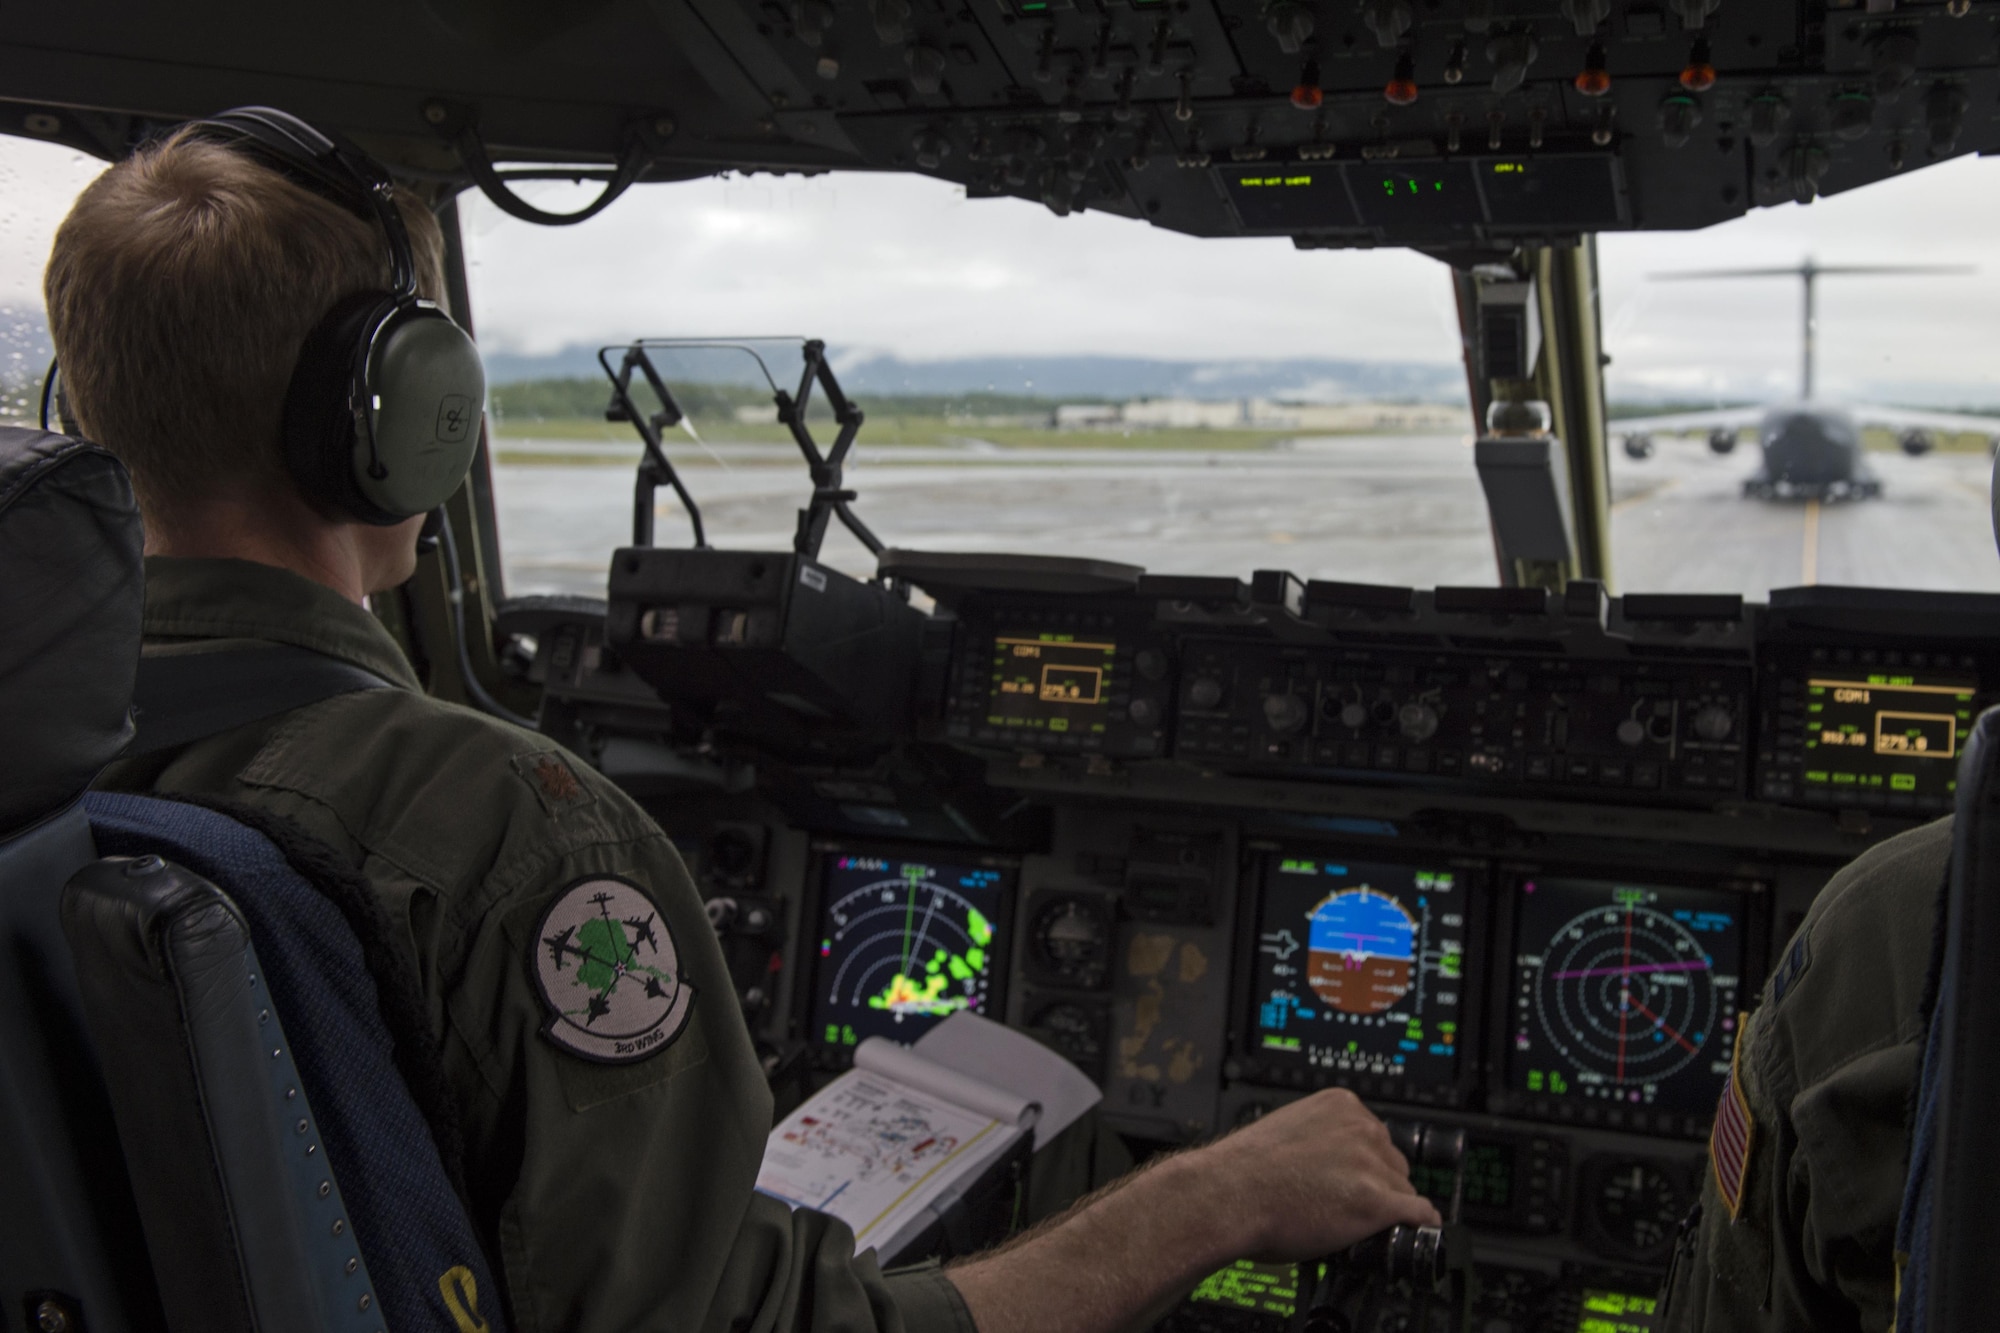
[1623,434,1655,460]
[1900,428,1935,457]
[1707,428,1739,455]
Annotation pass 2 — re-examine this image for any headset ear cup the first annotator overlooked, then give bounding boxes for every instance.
[358,305,486,520]
[283,289,404,523]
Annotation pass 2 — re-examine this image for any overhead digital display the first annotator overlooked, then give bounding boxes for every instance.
[986,632,1118,739]
[1509,877,1744,1115]
[1218,167,1360,231]
[810,854,1011,1058]
[1247,855,1468,1093]
[1799,670,1975,803]
[1347,160,1481,227]
[1478,155,1625,229]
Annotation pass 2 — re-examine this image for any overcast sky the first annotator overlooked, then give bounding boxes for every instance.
[6,132,1999,405]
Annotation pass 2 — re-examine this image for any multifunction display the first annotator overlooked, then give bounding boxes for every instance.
[1799,669,1975,803]
[986,632,1117,739]
[1243,855,1469,1099]
[809,854,1011,1061]
[1508,877,1744,1119]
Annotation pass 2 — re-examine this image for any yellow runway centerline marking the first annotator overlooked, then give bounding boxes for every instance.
[1800,498,1820,585]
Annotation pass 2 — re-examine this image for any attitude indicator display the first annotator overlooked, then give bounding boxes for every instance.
[811,854,1012,1061]
[1509,877,1745,1116]
[986,633,1118,738]
[1244,855,1469,1096]
[1799,670,1975,804]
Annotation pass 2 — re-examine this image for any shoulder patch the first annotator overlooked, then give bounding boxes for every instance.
[531,877,695,1064]
[513,751,594,816]
[1710,1013,1756,1219]
[1769,929,1812,1007]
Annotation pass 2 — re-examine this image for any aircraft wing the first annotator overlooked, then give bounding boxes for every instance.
[1605,407,1764,437]
[1849,404,2000,440]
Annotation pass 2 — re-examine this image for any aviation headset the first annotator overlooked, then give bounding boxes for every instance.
[177,106,487,524]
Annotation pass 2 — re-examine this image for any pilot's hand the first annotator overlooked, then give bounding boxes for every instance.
[1188,1088,1442,1262]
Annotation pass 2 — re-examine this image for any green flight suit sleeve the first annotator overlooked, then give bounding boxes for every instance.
[431,794,980,1333]
[1661,820,1946,1333]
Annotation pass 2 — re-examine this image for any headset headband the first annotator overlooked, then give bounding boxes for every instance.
[188,106,417,297]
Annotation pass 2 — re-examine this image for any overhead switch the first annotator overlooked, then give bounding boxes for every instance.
[1364,0,1414,47]
[1746,90,1789,145]
[1486,31,1539,93]
[1657,92,1702,146]
[1562,0,1610,36]
[1669,0,1719,29]
[1829,89,1873,141]
[1265,1,1317,53]
[1926,82,1968,155]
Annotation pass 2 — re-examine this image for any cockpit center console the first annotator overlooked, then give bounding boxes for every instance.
[518,553,2000,1332]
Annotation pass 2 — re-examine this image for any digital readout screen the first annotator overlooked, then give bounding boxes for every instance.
[1478,155,1624,228]
[1509,877,1744,1115]
[810,855,1010,1056]
[1347,160,1481,227]
[1576,1289,1660,1333]
[1412,1138,1514,1213]
[1247,855,1467,1091]
[1800,671,1976,802]
[1187,1260,1299,1317]
[1219,167,1360,231]
[986,633,1118,738]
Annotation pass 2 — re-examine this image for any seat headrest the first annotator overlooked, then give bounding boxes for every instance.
[0,428,141,837]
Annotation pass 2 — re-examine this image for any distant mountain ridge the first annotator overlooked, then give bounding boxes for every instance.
[482,343,1471,405]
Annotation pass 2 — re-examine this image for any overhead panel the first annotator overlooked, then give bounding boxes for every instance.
[0,0,1996,250]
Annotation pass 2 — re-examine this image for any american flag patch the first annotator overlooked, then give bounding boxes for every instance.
[1711,1017,1755,1219]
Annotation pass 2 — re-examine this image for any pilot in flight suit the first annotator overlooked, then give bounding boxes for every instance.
[1659,818,1946,1332]
[100,556,977,1333]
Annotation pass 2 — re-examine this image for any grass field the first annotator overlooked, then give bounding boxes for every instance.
[491,414,1315,460]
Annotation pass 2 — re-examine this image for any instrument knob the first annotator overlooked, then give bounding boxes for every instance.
[1693,704,1734,742]
[1134,648,1169,681]
[1264,693,1310,734]
[1397,701,1440,743]
[1128,697,1160,726]
[1188,676,1225,709]
[1616,718,1646,747]
[1339,701,1369,730]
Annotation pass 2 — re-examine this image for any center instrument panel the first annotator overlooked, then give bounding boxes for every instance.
[524,562,2000,1333]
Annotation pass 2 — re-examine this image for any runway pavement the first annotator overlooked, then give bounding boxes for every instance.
[491,432,2000,602]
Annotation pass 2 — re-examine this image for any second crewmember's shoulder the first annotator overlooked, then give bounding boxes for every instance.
[1750,817,1948,1096]
[231,683,664,895]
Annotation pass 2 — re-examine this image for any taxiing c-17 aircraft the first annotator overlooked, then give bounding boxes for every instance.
[1613,258,2000,499]
[7,5,2000,1333]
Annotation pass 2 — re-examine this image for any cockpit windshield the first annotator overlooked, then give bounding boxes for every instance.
[6,136,1999,600]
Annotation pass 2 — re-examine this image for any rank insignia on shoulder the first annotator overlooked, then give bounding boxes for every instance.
[1769,930,1811,1006]
[530,877,695,1064]
[1710,1015,1756,1219]
[513,751,594,815]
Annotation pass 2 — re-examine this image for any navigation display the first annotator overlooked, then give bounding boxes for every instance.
[1508,877,1745,1115]
[810,854,1012,1059]
[1246,855,1468,1093]
[986,632,1119,740]
[1800,669,1975,803]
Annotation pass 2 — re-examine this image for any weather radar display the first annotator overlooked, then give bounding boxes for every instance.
[1509,877,1745,1115]
[810,854,1011,1060]
[1246,855,1468,1094]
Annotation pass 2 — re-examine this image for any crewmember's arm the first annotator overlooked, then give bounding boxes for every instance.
[1660,820,1946,1333]
[948,1089,1440,1333]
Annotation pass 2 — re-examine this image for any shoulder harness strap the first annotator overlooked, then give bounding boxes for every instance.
[130,644,393,757]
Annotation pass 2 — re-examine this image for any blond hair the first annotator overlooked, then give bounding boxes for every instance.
[44,126,447,517]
